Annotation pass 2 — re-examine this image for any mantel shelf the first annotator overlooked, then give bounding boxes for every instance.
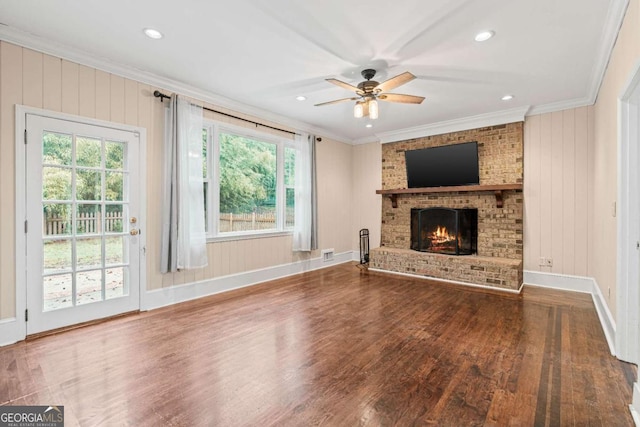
[376,184,523,208]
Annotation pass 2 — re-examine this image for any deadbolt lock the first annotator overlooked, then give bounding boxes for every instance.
[130,217,137,224]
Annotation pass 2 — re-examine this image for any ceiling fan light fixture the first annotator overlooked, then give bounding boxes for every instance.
[474,30,494,42]
[354,102,364,118]
[368,99,379,120]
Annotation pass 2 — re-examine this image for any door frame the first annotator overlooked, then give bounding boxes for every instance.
[15,105,147,340]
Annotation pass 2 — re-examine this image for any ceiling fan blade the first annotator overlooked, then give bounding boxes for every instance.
[378,93,425,104]
[326,78,362,94]
[314,97,359,107]
[375,72,416,93]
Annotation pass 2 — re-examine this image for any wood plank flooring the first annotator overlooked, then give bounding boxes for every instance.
[1,263,635,426]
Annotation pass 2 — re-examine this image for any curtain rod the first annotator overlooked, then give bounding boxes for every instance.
[153,90,300,136]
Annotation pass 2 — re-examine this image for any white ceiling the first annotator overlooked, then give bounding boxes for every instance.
[0,0,626,142]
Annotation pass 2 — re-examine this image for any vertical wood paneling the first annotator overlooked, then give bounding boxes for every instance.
[95,70,110,121]
[124,79,137,126]
[524,108,593,277]
[78,65,95,118]
[587,106,595,278]
[573,107,589,276]
[147,88,165,289]
[524,115,541,270]
[61,60,79,115]
[22,49,43,108]
[42,55,61,111]
[110,75,125,124]
[562,109,576,275]
[550,111,564,273]
[538,114,553,269]
[0,42,23,318]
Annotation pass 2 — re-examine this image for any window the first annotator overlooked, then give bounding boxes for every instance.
[202,121,296,239]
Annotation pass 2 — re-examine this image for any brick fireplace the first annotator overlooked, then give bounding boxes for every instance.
[370,122,524,291]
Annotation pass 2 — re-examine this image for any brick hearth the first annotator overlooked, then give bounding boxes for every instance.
[370,122,524,291]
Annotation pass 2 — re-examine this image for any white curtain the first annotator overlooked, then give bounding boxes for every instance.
[160,95,208,272]
[293,133,318,252]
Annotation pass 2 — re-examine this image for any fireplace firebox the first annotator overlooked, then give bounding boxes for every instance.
[411,208,478,255]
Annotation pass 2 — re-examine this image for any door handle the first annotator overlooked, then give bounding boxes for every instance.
[130,229,139,236]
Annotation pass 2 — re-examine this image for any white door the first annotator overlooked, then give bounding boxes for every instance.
[25,114,141,334]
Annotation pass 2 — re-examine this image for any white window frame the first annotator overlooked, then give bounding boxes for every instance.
[203,120,296,242]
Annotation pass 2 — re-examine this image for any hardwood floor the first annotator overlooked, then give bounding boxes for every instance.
[1,263,635,426]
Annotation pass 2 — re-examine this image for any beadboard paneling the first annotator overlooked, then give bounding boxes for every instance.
[523,106,593,277]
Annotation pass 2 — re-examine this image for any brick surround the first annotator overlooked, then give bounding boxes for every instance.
[370,122,524,291]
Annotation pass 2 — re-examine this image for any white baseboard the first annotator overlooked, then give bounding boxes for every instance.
[0,317,25,347]
[368,268,524,294]
[142,250,357,311]
[524,270,616,355]
[631,382,640,426]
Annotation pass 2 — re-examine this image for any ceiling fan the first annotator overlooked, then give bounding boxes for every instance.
[315,69,425,120]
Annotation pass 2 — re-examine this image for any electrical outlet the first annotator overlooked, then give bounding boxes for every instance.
[539,257,553,267]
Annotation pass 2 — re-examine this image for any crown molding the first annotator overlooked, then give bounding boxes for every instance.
[526,96,594,116]
[376,106,530,143]
[586,0,630,104]
[351,135,381,145]
[0,25,350,145]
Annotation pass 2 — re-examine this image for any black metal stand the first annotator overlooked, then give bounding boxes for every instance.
[359,229,370,269]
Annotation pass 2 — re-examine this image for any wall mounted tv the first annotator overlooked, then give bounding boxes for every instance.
[405,141,479,188]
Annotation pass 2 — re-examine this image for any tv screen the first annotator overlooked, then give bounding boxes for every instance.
[405,141,479,188]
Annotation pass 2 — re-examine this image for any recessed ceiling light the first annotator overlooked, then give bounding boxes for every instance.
[295,95,306,101]
[501,94,514,101]
[365,123,373,128]
[143,28,163,39]
[474,31,494,42]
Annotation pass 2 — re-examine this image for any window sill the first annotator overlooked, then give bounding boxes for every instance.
[206,230,293,243]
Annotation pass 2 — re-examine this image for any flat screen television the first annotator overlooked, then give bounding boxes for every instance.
[405,141,479,188]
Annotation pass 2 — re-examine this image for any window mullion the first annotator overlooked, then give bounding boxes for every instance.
[211,124,221,237]
[276,141,285,231]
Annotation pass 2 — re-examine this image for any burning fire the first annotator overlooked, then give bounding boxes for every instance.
[430,226,456,244]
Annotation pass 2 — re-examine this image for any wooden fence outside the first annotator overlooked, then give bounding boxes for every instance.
[44,211,123,235]
[219,210,294,232]
[45,210,294,235]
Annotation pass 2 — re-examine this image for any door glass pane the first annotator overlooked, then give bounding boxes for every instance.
[106,172,124,201]
[105,141,124,170]
[43,203,72,236]
[42,132,72,166]
[77,237,102,270]
[76,169,102,201]
[106,236,127,266]
[76,270,103,305]
[76,137,102,168]
[105,206,125,233]
[43,167,72,200]
[43,273,72,311]
[106,267,127,299]
[43,239,72,274]
[76,204,101,235]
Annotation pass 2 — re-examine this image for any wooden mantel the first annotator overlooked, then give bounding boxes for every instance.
[376,184,523,208]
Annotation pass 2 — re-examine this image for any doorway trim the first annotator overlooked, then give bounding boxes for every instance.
[14,105,147,342]
[617,60,640,422]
